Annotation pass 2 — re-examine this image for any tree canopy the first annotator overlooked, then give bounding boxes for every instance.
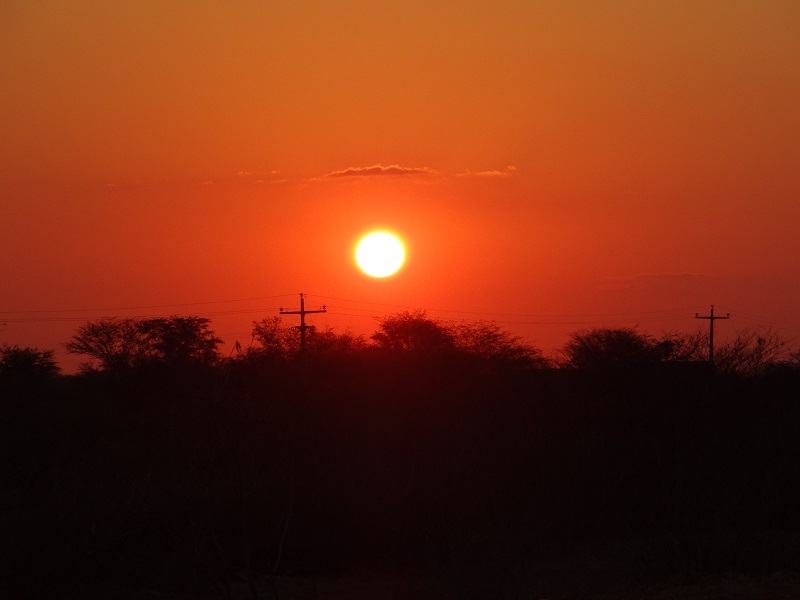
[559,327,673,369]
[43,314,800,377]
[66,316,222,372]
[371,310,455,354]
[0,344,60,380]
[370,311,547,370]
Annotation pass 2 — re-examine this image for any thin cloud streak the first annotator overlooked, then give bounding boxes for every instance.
[323,164,437,178]
[457,165,517,178]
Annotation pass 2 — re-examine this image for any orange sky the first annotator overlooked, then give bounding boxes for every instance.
[2,1,800,372]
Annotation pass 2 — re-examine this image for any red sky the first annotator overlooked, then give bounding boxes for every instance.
[2,1,800,372]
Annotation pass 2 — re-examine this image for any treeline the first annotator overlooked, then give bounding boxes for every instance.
[2,310,798,378]
[1,314,800,598]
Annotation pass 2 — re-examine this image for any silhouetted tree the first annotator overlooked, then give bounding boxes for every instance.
[778,348,800,373]
[658,329,708,362]
[249,316,299,361]
[306,327,368,358]
[451,320,549,370]
[67,316,221,372]
[0,344,60,379]
[656,327,791,375]
[245,317,366,371]
[370,312,547,372]
[714,327,789,376]
[136,316,221,367]
[66,317,142,372]
[372,310,454,354]
[559,326,672,368]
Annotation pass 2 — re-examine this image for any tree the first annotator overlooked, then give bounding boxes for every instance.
[370,312,546,371]
[247,317,367,365]
[0,344,60,379]
[305,327,367,358]
[371,311,455,354]
[136,316,221,367]
[249,316,299,361]
[559,327,671,369]
[714,327,789,376]
[451,320,549,370]
[67,316,222,372]
[778,348,800,374]
[657,330,708,362]
[66,318,142,372]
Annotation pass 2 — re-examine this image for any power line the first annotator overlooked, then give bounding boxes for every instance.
[0,294,295,315]
[734,311,800,330]
[311,293,695,319]
[0,290,699,322]
[0,307,286,323]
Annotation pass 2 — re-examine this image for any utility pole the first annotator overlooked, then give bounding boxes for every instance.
[280,293,326,364]
[695,304,730,366]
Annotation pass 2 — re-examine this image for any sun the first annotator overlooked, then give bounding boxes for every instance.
[355,231,405,278]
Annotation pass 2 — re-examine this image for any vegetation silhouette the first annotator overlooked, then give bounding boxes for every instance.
[1,344,60,380]
[66,315,222,374]
[2,315,799,598]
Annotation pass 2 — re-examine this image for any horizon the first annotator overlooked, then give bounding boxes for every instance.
[0,291,789,374]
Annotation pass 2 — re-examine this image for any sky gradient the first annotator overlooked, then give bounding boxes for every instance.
[2,1,800,371]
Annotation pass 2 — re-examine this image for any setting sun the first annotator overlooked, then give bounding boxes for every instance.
[355,231,405,278]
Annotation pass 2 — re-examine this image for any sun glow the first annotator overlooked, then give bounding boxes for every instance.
[355,232,405,278]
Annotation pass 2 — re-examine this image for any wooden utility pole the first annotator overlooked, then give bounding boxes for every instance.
[695,304,730,365]
[280,293,326,362]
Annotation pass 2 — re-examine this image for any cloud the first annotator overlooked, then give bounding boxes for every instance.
[323,164,437,178]
[597,273,707,290]
[458,165,517,178]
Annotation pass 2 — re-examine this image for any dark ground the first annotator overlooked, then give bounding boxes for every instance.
[3,359,799,598]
